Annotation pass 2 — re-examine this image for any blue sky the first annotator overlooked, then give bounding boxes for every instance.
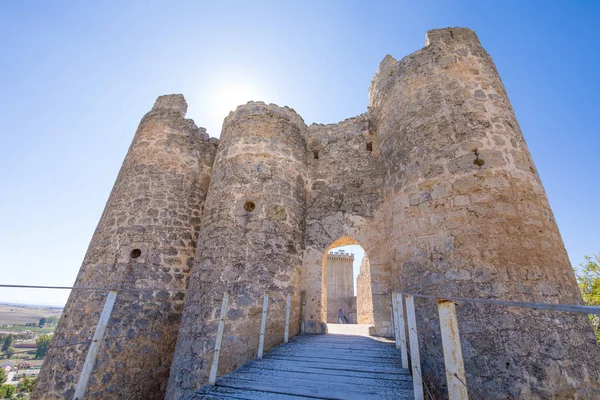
[1,1,598,306]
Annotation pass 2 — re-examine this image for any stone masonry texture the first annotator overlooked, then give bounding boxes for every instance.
[34,96,218,400]
[369,28,600,399]
[37,27,600,400]
[356,254,375,325]
[166,102,307,398]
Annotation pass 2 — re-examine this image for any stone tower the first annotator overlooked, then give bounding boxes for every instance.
[166,103,307,398]
[34,96,218,399]
[369,28,600,398]
[36,27,600,400]
[325,250,356,323]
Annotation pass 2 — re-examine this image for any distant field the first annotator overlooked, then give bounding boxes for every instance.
[0,304,63,325]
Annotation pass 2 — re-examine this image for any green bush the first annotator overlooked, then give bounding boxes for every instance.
[574,254,600,344]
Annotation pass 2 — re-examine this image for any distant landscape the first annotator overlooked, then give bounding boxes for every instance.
[0,303,64,397]
[0,304,62,328]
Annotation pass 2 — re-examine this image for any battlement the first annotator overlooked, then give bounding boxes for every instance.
[223,101,306,129]
[425,27,481,47]
[151,94,187,116]
[327,250,355,261]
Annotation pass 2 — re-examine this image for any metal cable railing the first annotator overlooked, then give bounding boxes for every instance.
[0,284,188,292]
[0,283,296,399]
[392,291,600,400]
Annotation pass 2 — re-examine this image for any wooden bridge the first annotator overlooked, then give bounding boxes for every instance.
[196,331,414,400]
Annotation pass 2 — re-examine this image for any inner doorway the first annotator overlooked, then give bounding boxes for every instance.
[322,240,374,327]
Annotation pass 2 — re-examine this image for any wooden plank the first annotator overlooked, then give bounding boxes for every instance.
[265,352,404,365]
[267,343,393,355]
[262,357,403,371]
[264,352,404,365]
[272,344,401,355]
[227,366,414,390]
[282,343,398,352]
[254,358,409,376]
[74,290,117,400]
[284,293,291,343]
[288,340,396,348]
[218,374,415,398]
[287,341,397,349]
[395,292,409,369]
[209,291,229,385]
[392,293,401,348]
[406,295,424,400]
[197,386,315,400]
[438,299,469,400]
[257,292,269,358]
[261,356,405,374]
[289,337,396,344]
[198,330,416,400]
[291,335,391,342]
[391,297,395,340]
[269,348,403,361]
[248,359,413,381]
[217,377,413,400]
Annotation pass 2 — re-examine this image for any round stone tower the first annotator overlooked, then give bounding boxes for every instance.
[167,102,308,399]
[34,95,218,400]
[370,28,600,398]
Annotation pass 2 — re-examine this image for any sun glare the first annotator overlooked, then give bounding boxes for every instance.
[205,79,269,137]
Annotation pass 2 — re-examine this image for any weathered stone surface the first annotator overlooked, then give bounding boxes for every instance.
[37,27,600,400]
[356,254,375,325]
[370,27,600,399]
[301,320,328,334]
[34,95,218,400]
[303,115,390,338]
[166,102,307,399]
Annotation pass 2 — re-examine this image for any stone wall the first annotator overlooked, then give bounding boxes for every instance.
[166,103,307,399]
[370,27,600,399]
[325,250,355,323]
[302,116,391,336]
[356,254,374,324]
[34,95,218,400]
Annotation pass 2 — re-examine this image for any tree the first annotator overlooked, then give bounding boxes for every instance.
[5,348,15,359]
[17,376,35,394]
[1,335,14,353]
[574,254,600,343]
[38,318,46,328]
[35,335,52,359]
[0,384,15,398]
[0,369,5,384]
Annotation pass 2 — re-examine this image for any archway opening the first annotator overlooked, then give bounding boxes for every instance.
[321,236,374,329]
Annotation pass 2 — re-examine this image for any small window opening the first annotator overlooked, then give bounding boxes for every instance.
[366,142,373,152]
[130,249,142,259]
[244,201,256,212]
[313,150,319,160]
[472,148,485,167]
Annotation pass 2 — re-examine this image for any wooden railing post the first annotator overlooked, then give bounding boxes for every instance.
[209,291,229,385]
[284,293,291,343]
[390,300,395,339]
[405,295,424,400]
[257,292,269,358]
[392,293,400,346]
[394,293,409,369]
[73,290,118,400]
[438,299,468,400]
